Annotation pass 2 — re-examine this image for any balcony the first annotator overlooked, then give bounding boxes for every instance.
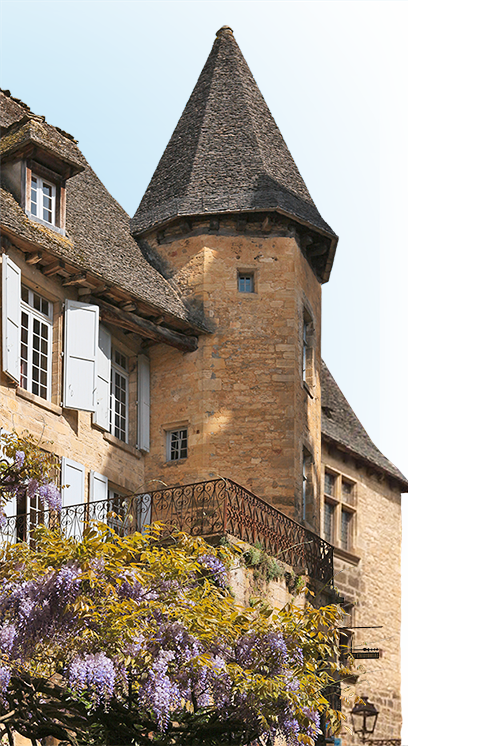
[1,478,334,587]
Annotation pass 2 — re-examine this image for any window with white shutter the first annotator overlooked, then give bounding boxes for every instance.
[63,300,98,412]
[2,255,21,382]
[93,325,111,430]
[61,457,85,540]
[137,354,150,452]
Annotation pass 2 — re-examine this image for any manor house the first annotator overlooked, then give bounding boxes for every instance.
[0,26,406,744]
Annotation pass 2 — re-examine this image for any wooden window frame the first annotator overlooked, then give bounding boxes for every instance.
[323,469,357,550]
[237,271,255,294]
[110,349,129,443]
[19,285,53,401]
[167,428,188,461]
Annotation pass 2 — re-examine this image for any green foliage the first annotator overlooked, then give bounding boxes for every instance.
[0,430,60,512]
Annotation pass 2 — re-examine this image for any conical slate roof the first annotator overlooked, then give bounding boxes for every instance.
[131,26,336,248]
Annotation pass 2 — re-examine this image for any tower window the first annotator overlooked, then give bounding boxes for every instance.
[167,429,188,461]
[237,272,254,293]
[302,309,314,389]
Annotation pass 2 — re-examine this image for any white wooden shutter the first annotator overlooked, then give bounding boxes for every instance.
[1,255,21,382]
[61,458,85,507]
[93,325,111,430]
[61,457,85,540]
[89,471,108,502]
[63,300,99,411]
[137,354,150,452]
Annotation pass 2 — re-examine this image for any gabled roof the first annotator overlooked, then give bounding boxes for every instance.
[131,27,337,260]
[0,90,207,332]
[321,360,407,490]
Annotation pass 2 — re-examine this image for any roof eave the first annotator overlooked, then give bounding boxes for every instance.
[131,206,338,284]
[322,432,408,492]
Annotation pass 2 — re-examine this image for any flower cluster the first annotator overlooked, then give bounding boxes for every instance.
[139,652,181,731]
[0,664,11,694]
[237,630,289,675]
[37,481,62,511]
[69,652,116,708]
[198,554,228,588]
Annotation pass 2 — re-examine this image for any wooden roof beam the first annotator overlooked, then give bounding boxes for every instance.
[85,296,198,352]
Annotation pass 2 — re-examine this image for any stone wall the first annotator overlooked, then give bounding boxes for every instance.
[143,224,323,532]
[322,442,402,743]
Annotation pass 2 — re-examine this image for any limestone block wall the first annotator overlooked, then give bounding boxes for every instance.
[143,224,323,529]
[322,443,402,743]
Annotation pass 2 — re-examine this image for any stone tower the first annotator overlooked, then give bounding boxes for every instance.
[132,26,337,532]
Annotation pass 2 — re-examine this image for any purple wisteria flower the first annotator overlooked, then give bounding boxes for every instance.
[198,554,228,588]
[14,450,25,468]
[27,478,38,500]
[69,652,116,708]
[0,664,11,694]
[139,651,180,731]
[0,510,6,528]
[237,630,288,675]
[0,624,17,655]
[38,482,62,511]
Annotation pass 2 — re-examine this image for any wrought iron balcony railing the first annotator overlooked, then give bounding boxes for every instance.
[1,479,334,586]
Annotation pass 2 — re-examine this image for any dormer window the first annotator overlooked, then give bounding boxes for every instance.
[25,165,64,232]
[30,174,56,225]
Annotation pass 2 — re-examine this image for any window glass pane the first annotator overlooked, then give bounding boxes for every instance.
[238,274,254,293]
[110,354,128,442]
[31,178,38,215]
[324,502,334,543]
[19,294,51,401]
[342,480,354,504]
[324,472,336,497]
[341,510,352,550]
[169,429,187,460]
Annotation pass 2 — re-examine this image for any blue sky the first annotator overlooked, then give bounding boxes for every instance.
[0,0,409,722]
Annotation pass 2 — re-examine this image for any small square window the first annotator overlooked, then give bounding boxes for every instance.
[167,429,188,461]
[238,272,254,293]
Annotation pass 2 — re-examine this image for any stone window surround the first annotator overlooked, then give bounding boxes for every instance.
[322,467,356,552]
[236,268,257,294]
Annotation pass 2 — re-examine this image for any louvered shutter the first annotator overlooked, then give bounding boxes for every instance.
[63,300,98,411]
[1,255,21,382]
[61,457,85,540]
[89,471,108,502]
[137,354,150,452]
[93,325,111,430]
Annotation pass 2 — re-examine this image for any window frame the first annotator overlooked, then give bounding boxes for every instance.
[19,285,53,401]
[110,348,129,443]
[322,468,356,551]
[166,428,188,462]
[237,271,255,294]
[302,308,315,390]
[30,173,56,226]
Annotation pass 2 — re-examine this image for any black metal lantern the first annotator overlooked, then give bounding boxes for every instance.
[351,697,379,741]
